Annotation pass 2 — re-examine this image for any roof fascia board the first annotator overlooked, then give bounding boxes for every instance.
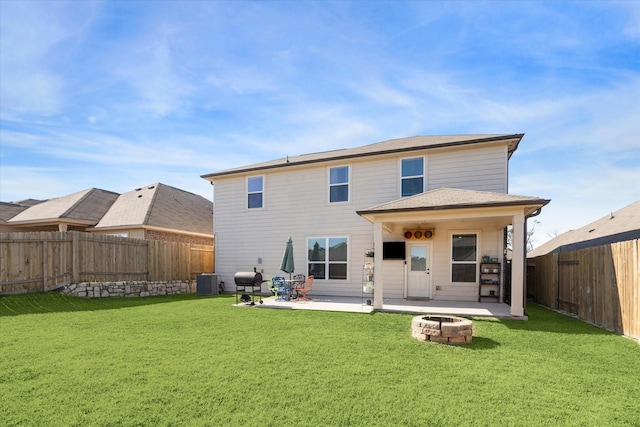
[89,224,213,238]
[142,224,213,238]
[357,199,550,216]
[202,134,524,180]
[557,230,640,253]
[7,218,95,226]
[358,202,549,223]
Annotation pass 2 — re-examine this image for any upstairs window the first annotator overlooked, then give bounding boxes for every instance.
[451,233,478,283]
[308,236,348,280]
[247,176,264,209]
[329,166,349,203]
[401,157,424,197]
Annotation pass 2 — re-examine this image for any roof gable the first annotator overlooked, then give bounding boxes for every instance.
[202,134,523,179]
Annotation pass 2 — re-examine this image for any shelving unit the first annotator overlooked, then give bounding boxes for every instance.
[362,249,374,306]
[479,262,500,302]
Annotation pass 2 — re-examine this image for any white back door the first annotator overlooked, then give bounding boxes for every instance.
[407,243,432,299]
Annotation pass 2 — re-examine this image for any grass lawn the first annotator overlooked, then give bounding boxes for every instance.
[1,293,639,426]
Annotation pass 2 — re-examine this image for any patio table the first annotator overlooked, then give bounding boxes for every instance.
[285,279,304,299]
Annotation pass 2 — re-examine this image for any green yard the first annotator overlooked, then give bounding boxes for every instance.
[1,293,638,426]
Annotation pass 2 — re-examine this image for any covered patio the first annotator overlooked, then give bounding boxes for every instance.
[356,188,550,317]
[238,295,518,318]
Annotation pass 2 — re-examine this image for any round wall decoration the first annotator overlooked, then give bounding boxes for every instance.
[404,229,435,240]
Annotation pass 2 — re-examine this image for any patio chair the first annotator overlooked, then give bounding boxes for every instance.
[292,274,305,298]
[294,275,313,301]
[271,276,289,301]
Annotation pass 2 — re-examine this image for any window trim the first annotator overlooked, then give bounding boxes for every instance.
[307,236,349,281]
[328,165,350,204]
[400,156,425,197]
[246,175,264,209]
[449,230,481,284]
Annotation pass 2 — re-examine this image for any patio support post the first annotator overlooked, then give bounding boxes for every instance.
[373,221,384,310]
[511,213,525,317]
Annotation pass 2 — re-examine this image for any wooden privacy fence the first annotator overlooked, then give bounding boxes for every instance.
[529,239,639,340]
[0,231,214,295]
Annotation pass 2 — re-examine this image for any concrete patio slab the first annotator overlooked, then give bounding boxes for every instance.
[234,295,520,319]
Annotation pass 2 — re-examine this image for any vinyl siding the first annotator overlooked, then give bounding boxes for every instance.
[214,161,379,296]
[212,143,509,298]
[428,145,507,193]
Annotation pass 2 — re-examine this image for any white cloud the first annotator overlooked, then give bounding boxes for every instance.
[613,0,640,40]
[513,156,640,249]
[0,127,225,170]
[111,40,196,117]
[0,1,100,115]
[0,166,71,201]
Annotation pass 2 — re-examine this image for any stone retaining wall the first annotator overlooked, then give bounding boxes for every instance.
[60,280,196,298]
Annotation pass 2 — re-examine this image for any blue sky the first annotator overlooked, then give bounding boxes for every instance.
[1,0,638,248]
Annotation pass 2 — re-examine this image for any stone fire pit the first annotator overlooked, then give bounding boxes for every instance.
[411,315,473,344]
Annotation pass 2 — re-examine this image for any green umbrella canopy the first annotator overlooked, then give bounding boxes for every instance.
[280,237,295,277]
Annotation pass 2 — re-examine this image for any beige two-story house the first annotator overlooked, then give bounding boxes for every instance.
[202,134,549,317]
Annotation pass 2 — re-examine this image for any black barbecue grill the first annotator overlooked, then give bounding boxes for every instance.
[234,271,265,305]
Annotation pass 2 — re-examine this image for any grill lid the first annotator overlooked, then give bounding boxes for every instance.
[234,271,263,286]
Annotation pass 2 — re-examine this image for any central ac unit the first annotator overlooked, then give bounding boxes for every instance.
[197,274,219,295]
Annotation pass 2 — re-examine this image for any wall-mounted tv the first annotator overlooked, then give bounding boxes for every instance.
[383,242,406,260]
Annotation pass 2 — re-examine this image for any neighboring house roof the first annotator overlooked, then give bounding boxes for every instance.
[357,188,550,218]
[202,134,523,179]
[8,188,119,226]
[528,200,640,257]
[93,183,213,236]
[0,202,31,223]
[12,199,46,207]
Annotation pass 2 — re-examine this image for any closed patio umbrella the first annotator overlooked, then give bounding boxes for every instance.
[280,237,295,279]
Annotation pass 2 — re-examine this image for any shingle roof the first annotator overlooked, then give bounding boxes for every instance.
[0,202,31,223]
[357,187,550,216]
[12,199,46,207]
[528,200,640,257]
[94,183,213,235]
[202,134,523,179]
[8,188,119,225]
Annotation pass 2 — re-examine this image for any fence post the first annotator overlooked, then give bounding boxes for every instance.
[72,232,79,284]
[552,252,559,309]
[42,240,48,291]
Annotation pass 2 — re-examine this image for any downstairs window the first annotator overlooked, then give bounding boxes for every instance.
[307,236,348,280]
[451,233,477,283]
